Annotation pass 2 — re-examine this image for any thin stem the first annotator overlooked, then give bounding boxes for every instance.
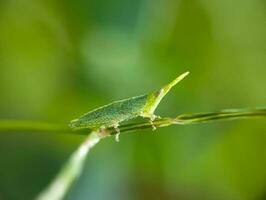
[0,120,71,134]
[0,108,265,135]
[176,107,266,124]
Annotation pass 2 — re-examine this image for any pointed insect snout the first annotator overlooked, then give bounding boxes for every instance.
[145,71,190,115]
[159,71,189,96]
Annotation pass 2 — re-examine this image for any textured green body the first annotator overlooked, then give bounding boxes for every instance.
[70,95,148,130]
[69,72,189,132]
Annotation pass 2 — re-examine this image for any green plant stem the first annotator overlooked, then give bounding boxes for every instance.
[1,108,265,135]
[0,120,70,134]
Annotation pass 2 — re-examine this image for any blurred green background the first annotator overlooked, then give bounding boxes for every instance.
[0,0,266,199]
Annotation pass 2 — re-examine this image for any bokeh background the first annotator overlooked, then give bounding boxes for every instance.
[0,0,266,199]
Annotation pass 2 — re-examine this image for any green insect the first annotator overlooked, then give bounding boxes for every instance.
[69,72,189,141]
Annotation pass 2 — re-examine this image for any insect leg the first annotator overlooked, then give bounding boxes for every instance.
[113,123,120,142]
[140,112,159,131]
[149,114,157,131]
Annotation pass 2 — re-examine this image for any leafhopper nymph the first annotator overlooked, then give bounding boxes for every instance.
[69,72,189,141]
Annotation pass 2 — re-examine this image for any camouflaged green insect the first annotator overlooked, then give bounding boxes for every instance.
[69,72,189,141]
